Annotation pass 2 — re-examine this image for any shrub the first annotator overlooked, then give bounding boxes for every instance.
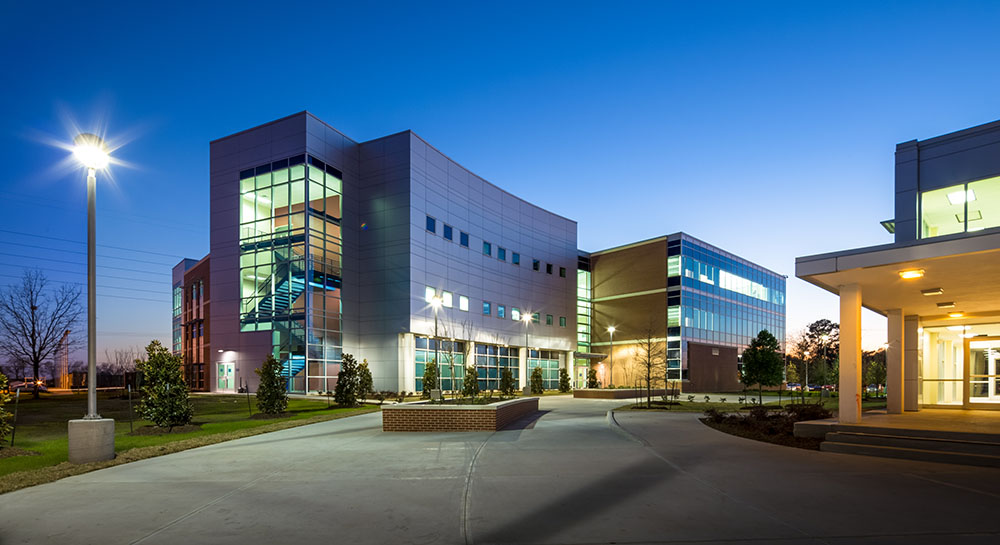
[358,359,374,402]
[558,368,571,393]
[748,405,769,421]
[687,394,695,403]
[334,353,360,407]
[461,365,480,398]
[0,373,12,444]
[137,340,193,429]
[396,391,408,403]
[704,395,711,403]
[786,402,833,422]
[530,366,544,395]
[704,408,726,424]
[586,369,599,388]
[499,368,516,397]
[719,397,727,403]
[422,358,439,398]
[254,354,288,415]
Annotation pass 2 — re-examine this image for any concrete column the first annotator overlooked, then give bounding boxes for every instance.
[399,333,415,394]
[839,283,862,424]
[886,309,904,414]
[904,315,920,411]
[519,347,528,389]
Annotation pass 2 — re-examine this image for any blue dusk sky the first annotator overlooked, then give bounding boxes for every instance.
[2,0,1000,357]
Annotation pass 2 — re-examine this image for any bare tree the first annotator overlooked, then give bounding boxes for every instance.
[103,346,138,387]
[633,324,666,408]
[0,271,82,398]
[5,356,28,380]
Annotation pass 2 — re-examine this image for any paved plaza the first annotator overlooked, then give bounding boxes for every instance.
[2,396,1000,544]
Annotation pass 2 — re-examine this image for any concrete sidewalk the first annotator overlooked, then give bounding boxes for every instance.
[2,396,999,544]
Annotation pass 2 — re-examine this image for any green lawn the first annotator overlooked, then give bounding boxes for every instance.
[1,392,377,480]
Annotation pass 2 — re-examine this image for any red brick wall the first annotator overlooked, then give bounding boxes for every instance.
[382,398,539,432]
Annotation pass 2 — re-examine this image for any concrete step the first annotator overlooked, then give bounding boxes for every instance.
[825,431,1000,457]
[821,440,1000,468]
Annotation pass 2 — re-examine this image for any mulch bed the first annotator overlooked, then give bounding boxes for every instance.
[701,416,823,450]
[0,447,41,459]
[128,423,203,436]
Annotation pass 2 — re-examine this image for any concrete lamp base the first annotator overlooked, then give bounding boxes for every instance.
[68,418,116,464]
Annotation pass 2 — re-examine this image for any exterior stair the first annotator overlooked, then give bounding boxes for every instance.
[821,429,1000,467]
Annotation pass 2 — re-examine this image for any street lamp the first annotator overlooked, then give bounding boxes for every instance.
[67,133,115,464]
[430,296,442,391]
[607,326,616,388]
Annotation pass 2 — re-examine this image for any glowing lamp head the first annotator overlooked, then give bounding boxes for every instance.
[522,314,532,324]
[898,269,925,280]
[430,296,442,310]
[73,133,110,170]
[948,312,965,319]
[607,326,616,334]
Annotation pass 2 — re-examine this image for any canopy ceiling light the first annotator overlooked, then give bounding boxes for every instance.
[921,288,944,296]
[937,302,956,309]
[898,269,925,280]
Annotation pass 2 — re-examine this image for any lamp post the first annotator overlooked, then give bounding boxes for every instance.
[431,296,442,391]
[67,133,115,463]
[803,349,810,402]
[607,326,616,388]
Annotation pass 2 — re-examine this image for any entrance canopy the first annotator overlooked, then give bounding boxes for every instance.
[797,230,1000,324]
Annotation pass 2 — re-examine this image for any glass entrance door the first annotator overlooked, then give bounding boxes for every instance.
[969,338,1000,404]
[217,362,235,392]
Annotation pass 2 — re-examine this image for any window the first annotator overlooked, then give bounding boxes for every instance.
[512,253,520,265]
[921,175,1000,238]
[546,314,553,325]
[559,316,567,327]
[498,247,506,261]
[424,286,436,303]
[443,224,453,241]
[483,242,492,256]
[459,295,469,312]
[483,301,491,315]
[498,305,506,319]
[546,263,553,275]
[426,215,436,233]
[532,259,540,271]
[460,232,469,247]
[512,307,521,321]
[442,291,453,308]
[532,312,540,324]
[559,267,566,278]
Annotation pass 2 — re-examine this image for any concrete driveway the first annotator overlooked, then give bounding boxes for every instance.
[2,396,1000,544]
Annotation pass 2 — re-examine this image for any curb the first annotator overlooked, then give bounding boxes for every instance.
[606,410,649,446]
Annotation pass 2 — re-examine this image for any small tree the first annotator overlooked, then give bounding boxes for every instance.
[740,330,784,406]
[334,353,360,407]
[499,368,516,397]
[358,359,374,402]
[634,324,666,408]
[558,368,571,393]
[587,368,599,388]
[255,354,288,415]
[137,340,193,429]
[0,373,12,445]
[422,358,439,398]
[461,365,480,398]
[530,366,544,395]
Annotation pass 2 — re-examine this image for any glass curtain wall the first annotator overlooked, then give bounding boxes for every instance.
[528,350,560,390]
[172,284,182,354]
[921,175,1000,238]
[238,154,343,393]
[415,336,466,391]
[474,344,518,390]
[575,258,593,388]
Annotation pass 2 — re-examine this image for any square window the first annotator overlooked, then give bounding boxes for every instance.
[546,263,553,274]
[483,301,491,315]
[512,252,520,265]
[512,307,521,321]
[442,291,453,308]
[532,259,540,271]
[460,232,469,247]
[483,242,492,256]
[498,247,506,261]
[459,295,469,312]
[426,215,436,233]
[424,286,435,303]
[559,267,566,278]
[546,314,553,325]
[443,224,453,241]
[559,316,567,327]
[498,305,506,319]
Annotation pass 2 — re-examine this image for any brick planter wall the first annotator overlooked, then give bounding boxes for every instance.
[573,388,673,399]
[382,397,539,432]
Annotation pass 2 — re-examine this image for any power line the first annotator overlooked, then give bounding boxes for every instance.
[0,251,169,276]
[0,228,192,260]
[0,266,167,286]
[0,239,176,267]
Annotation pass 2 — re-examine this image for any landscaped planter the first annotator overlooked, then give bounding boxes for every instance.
[382,397,539,432]
[573,388,672,399]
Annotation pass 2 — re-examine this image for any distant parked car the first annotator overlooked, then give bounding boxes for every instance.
[822,384,837,391]
[807,384,821,391]
[786,383,801,391]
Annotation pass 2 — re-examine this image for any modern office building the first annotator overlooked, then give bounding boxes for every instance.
[175,111,784,395]
[172,256,210,391]
[577,234,786,392]
[797,119,1000,422]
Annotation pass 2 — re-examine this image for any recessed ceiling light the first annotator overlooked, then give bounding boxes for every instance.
[937,302,956,308]
[948,312,964,318]
[899,269,925,279]
[922,288,944,296]
[947,189,976,205]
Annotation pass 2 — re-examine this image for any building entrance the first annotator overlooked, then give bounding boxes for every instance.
[217,362,235,392]
[969,338,1000,404]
